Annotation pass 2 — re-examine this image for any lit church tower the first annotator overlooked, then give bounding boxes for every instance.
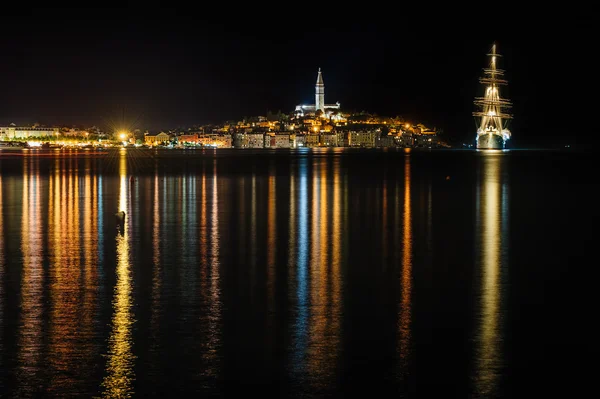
[295,68,339,116]
[315,68,325,113]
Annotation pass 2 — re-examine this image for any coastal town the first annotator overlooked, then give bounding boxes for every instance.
[1,69,448,150]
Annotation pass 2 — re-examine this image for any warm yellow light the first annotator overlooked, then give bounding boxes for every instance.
[405,123,410,128]
[119,133,127,140]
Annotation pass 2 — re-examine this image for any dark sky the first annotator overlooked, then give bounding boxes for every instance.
[0,6,594,147]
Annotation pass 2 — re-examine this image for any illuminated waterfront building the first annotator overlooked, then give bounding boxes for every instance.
[177,133,199,145]
[347,130,377,147]
[264,133,292,148]
[0,125,60,139]
[144,132,171,146]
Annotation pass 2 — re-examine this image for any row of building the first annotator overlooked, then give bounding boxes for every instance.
[0,122,442,149]
[143,129,440,149]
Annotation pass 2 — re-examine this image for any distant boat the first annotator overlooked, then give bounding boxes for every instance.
[473,42,513,149]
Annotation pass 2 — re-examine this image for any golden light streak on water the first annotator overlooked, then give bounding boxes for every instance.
[177,172,192,303]
[0,174,3,357]
[151,168,161,334]
[288,168,296,301]
[197,165,214,372]
[48,157,65,361]
[200,170,208,266]
[101,150,135,398]
[47,155,82,390]
[306,158,322,379]
[267,167,276,310]
[330,158,342,371]
[83,162,99,333]
[265,164,277,357]
[237,174,246,266]
[52,158,61,273]
[319,163,328,279]
[84,163,92,261]
[332,158,342,294]
[398,154,412,368]
[178,173,184,231]
[48,157,61,360]
[305,157,341,384]
[309,159,329,373]
[204,159,222,377]
[310,160,320,296]
[17,157,44,393]
[382,173,388,265]
[67,160,99,392]
[473,153,504,396]
[250,172,257,291]
[49,155,82,381]
[427,179,433,252]
[211,160,221,284]
[118,151,127,215]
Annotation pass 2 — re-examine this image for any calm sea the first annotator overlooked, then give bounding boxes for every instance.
[0,147,597,398]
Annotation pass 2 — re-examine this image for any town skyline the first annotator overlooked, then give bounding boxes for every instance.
[1,8,595,148]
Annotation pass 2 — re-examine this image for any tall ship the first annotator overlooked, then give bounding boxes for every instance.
[473,43,512,149]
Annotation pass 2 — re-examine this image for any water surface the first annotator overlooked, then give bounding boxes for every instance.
[0,147,597,397]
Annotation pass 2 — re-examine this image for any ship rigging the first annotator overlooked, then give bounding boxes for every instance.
[473,43,513,149]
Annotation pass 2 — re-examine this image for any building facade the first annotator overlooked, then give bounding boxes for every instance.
[144,132,171,146]
[0,126,60,139]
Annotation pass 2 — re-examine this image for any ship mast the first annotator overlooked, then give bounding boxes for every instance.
[473,43,512,139]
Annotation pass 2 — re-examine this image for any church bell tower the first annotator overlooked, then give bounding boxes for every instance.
[315,68,324,113]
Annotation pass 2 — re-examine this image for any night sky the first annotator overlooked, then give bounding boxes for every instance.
[0,6,594,147]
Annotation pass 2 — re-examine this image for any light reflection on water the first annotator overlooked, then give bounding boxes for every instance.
[306,157,334,382]
[266,163,277,353]
[291,155,309,377]
[290,154,345,391]
[0,174,3,367]
[398,154,413,371]
[150,166,161,347]
[331,158,343,377]
[17,157,44,395]
[204,158,222,378]
[472,151,509,397]
[0,148,585,397]
[100,150,135,398]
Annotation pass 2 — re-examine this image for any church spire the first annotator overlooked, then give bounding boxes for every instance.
[316,68,324,86]
[315,68,324,112]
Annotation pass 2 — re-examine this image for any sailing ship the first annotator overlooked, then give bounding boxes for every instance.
[473,43,512,149]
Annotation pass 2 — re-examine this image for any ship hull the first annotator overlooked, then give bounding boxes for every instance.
[476,133,504,149]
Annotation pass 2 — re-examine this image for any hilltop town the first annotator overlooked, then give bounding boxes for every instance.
[1,69,449,149]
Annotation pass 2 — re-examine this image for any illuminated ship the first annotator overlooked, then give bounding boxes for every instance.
[473,43,512,149]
